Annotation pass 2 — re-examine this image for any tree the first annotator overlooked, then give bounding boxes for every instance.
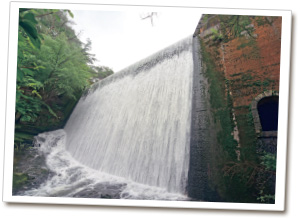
[16,9,54,123]
[90,65,114,80]
[15,8,114,146]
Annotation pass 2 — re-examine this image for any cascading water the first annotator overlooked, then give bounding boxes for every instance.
[21,36,194,200]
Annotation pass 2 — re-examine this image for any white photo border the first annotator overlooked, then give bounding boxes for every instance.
[2,1,292,211]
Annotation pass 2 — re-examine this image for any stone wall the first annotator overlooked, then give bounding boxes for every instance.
[191,15,281,202]
[188,37,220,201]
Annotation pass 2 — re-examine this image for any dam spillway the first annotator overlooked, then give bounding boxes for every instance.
[64,36,193,194]
[23,36,201,200]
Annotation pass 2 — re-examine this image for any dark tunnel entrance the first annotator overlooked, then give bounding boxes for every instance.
[257,96,279,131]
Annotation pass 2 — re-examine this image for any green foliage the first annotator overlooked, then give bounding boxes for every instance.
[13,173,29,189]
[64,9,74,18]
[15,9,114,150]
[257,193,275,203]
[90,65,114,80]
[256,16,274,27]
[37,34,91,100]
[19,9,41,48]
[256,152,276,203]
[211,28,223,42]
[218,15,254,42]
[16,9,91,122]
[14,132,34,152]
[236,39,256,50]
[81,38,97,64]
[199,34,277,203]
[200,39,237,157]
[261,152,276,172]
[202,14,210,23]
[200,38,255,202]
[241,73,253,82]
[199,15,278,203]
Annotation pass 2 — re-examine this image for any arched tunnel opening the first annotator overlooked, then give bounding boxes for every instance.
[257,96,279,131]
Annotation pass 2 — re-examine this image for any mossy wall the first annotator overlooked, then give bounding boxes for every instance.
[194,15,281,203]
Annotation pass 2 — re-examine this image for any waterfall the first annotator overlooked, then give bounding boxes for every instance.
[65,36,193,194]
[23,36,194,199]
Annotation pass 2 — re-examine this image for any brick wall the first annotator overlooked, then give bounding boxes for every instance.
[194,15,281,202]
[200,15,282,108]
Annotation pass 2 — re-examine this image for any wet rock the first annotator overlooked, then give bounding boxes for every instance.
[35,136,46,144]
[13,147,54,195]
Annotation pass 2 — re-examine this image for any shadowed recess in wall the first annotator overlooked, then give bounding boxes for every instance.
[257,96,279,131]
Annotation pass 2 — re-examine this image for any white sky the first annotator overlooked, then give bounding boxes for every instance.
[70,9,202,72]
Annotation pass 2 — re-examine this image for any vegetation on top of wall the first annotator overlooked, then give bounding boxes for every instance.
[210,28,224,42]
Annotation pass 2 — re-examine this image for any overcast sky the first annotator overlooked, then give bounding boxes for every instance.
[70,9,202,72]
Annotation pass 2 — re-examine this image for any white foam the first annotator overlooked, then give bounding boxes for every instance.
[23,37,193,199]
[64,37,193,194]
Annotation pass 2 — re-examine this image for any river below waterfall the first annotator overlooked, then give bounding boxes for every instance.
[15,129,189,200]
